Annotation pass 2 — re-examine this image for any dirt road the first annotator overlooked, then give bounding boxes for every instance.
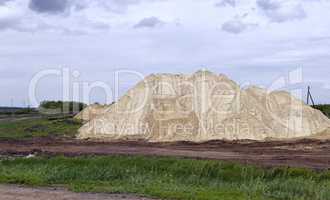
[1,138,330,169]
[0,185,154,200]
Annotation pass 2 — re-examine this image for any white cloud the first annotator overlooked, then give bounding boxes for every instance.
[0,0,26,31]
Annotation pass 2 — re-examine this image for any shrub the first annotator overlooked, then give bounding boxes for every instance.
[39,101,87,114]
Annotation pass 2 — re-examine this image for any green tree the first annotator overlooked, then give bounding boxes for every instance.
[39,101,87,114]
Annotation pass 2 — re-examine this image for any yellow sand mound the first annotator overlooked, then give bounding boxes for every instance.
[77,71,330,142]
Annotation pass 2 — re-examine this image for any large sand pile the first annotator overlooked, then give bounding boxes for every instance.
[77,71,330,142]
[74,104,109,122]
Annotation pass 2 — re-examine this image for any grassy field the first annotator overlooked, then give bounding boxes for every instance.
[0,108,329,200]
[0,155,329,200]
[0,116,82,139]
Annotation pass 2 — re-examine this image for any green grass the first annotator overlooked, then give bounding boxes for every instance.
[0,117,82,139]
[0,155,330,200]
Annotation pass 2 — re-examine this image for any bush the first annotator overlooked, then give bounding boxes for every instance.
[39,101,87,114]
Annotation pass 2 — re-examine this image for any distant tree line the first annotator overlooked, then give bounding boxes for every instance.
[0,107,37,115]
[39,101,87,114]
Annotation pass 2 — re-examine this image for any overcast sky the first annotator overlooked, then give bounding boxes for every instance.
[0,0,330,106]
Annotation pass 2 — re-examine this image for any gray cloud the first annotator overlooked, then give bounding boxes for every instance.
[27,0,154,15]
[257,0,307,23]
[134,17,164,28]
[0,0,12,5]
[257,0,280,10]
[221,19,256,34]
[0,0,112,33]
[215,0,236,7]
[29,0,70,14]
[0,18,18,31]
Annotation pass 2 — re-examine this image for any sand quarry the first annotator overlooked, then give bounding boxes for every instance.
[76,71,330,142]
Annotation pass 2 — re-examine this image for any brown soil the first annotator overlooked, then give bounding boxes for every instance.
[1,137,330,169]
[0,184,155,200]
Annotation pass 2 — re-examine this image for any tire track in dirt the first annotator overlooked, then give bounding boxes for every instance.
[1,138,330,169]
[0,185,155,200]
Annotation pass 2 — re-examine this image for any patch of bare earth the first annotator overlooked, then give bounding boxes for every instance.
[1,137,330,169]
[0,185,154,200]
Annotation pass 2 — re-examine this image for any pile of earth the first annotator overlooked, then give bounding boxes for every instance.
[76,70,330,142]
[74,104,108,122]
